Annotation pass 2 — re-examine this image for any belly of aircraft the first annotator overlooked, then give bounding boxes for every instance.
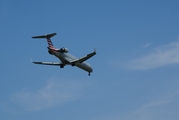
[76,62,93,73]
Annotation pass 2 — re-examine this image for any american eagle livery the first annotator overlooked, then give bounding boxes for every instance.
[31,33,96,76]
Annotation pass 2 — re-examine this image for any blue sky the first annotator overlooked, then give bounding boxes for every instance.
[1,0,179,120]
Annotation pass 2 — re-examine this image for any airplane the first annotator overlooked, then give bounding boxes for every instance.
[31,33,96,76]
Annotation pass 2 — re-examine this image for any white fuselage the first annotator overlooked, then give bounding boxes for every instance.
[31,33,96,75]
[52,50,93,73]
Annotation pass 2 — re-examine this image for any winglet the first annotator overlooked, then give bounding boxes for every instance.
[30,58,33,62]
[94,48,96,53]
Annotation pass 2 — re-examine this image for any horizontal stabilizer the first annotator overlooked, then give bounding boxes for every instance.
[32,33,57,39]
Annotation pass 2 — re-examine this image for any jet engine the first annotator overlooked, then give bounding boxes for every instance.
[60,47,69,53]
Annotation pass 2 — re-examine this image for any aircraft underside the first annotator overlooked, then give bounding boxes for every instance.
[31,33,96,76]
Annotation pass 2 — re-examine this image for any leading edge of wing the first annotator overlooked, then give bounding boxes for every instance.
[31,59,63,66]
[70,49,96,64]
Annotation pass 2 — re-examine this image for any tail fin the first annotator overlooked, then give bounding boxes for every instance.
[32,33,58,51]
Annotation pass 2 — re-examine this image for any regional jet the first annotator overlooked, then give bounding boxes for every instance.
[31,33,96,76]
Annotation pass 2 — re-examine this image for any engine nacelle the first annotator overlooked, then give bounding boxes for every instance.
[60,47,69,53]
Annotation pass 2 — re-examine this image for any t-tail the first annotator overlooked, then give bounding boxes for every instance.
[32,33,58,51]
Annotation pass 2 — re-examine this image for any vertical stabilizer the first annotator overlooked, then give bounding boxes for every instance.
[32,33,58,51]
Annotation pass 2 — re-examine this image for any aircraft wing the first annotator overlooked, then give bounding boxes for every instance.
[70,49,96,64]
[32,60,63,66]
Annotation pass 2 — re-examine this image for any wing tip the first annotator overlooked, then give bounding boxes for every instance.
[30,58,33,62]
[94,48,96,54]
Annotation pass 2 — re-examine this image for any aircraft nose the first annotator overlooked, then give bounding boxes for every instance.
[87,64,93,72]
[89,66,93,72]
